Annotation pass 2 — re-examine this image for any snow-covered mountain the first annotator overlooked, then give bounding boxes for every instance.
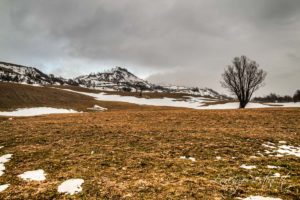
[0,61,70,85]
[0,61,224,98]
[74,67,152,91]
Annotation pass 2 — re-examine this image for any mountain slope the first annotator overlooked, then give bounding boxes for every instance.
[0,61,74,86]
[74,67,152,91]
[0,83,162,112]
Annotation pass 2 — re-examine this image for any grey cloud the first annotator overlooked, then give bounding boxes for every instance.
[0,0,299,95]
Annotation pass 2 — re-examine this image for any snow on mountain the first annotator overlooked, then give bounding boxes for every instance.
[74,66,152,91]
[0,61,224,98]
[162,85,222,98]
[0,61,68,85]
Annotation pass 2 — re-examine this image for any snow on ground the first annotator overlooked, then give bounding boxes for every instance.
[0,184,9,192]
[87,105,107,111]
[63,89,208,109]
[271,173,281,178]
[265,102,300,107]
[0,154,12,176]
[267,165,280,169]
[180,156,196,162]
[0,107,78,117]
[61,89,300,110]
[0,154,12,163]
[240,164,256,170]
[239,196,282,200]
[278,141,286,144]
[18,169,46,181]
[262,142,300,158]
[58,179,84,195]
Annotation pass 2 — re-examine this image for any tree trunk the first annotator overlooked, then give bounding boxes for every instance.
[239,101,247,109]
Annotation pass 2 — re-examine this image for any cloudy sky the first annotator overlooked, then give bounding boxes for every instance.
[0,0,299,96]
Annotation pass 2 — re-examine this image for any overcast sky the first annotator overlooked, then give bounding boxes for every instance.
[0,0,299,96]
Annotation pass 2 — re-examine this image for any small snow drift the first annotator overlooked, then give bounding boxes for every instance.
[262,142,300,158]
[87,105,107,111]
[180,156,196,162]
[0,154,12,163]
[0,107,78,117]
[0,154,12,176]
[240,196,282,200]
[0,184,9,192]
[267,165,280,169]
[58,179,84,195]
[240,164,256,170]
[18,169,46,181]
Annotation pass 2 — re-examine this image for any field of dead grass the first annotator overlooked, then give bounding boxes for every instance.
[0,83,177,112]
[0,108,299,199]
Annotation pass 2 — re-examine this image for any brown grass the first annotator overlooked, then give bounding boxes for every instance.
[0,83,182,112]
[0,108,299,199]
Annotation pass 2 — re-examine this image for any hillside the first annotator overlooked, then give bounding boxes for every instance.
[0,83,172,112]
[0,61,69,85]
[74,67,152,91]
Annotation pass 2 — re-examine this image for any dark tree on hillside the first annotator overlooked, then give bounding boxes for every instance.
[293,90,300,102]
[221,55,267,108]
[134,82,148,97]
[253,93,293,103]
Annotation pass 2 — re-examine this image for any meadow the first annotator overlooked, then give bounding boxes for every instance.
[0,106,299,199]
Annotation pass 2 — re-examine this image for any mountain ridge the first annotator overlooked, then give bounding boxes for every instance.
[0,61,224,98]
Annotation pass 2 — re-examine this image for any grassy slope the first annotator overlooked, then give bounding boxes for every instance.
[0,108,299,199]
[0,83,179,112]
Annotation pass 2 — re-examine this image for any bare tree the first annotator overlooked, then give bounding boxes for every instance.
[293,90,300,103]
[134,82,148,97]
[221,56,267,108]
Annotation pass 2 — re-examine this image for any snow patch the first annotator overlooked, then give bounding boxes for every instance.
[262,142,300,158]
[267,165,280,169]
[58,179,84,195]
[180,156,196,162]
[240,164,256,170]
[0,107,78,117]
[18,169,46,181]
[278,141,286,144]
[0,184,9,192]
[0,154,12,163]
[87,105,107,111]
[0,154,12,176]
[271,173,281,178]
[239,196,282,200]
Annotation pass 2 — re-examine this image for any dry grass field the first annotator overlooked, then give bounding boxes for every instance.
[0,83,175,112]
[0,108,299,199]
